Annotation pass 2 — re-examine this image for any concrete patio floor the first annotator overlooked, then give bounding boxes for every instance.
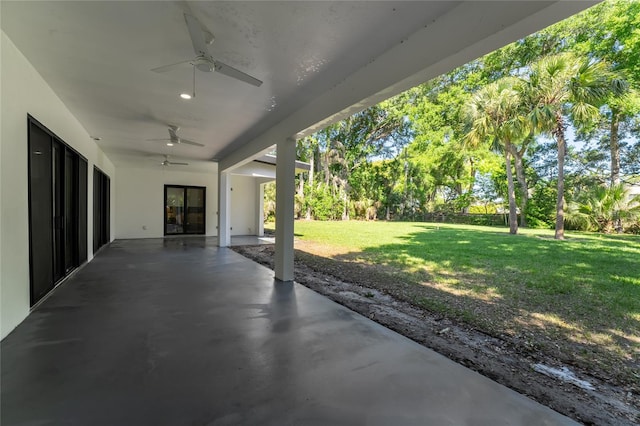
[1,238,577,425]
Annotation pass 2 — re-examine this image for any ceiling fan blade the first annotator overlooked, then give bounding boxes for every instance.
[213,60,263,87]
[147,138,171,142]
[169,162,189,166]
[184,13,209,57]
[177,138,205,147]
[151,60,192,73]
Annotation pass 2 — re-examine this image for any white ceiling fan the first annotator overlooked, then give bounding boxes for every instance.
[152,12,263,87]
[147,125,204,147]
[160,155,189,167]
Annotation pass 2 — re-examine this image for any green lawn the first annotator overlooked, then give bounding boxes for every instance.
[290,220,640,387]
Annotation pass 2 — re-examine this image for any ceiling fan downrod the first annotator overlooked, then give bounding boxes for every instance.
[191,64,196,99]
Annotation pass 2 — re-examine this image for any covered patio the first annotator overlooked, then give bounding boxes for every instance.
[1,1,596,424]
[1,238,577,425]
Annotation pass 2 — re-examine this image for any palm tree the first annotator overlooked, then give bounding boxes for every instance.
[568,184,640,233]
[524,53,624,239]
[467,77,528,234]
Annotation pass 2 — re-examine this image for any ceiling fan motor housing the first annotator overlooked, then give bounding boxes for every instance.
[192,56,214,73]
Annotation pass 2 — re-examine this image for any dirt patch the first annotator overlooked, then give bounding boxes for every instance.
[232,244,639,425]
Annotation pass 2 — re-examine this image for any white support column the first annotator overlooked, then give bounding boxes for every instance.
[274,137,296,282]
[256,182,265,237]
[218,170,231,247]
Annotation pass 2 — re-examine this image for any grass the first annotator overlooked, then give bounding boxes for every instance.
[287,220,640,387]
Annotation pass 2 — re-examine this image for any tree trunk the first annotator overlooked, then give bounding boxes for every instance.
[403,160,409,217]
[512,148,528,228]
[314,145,321,176]
[297,173,304,197]
[554,125,566,240]
[342,191,349,220]
[306,156,314,220]
[610,110,620,186]
[504,143,518,235]
[465,158,476,215]
[323,151,330,186]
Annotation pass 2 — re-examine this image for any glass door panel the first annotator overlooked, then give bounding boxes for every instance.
[185,188,205,234]
[52,140,65,282]
[165,187,185,234]
[77,158,88,263]
[64,149,76,272]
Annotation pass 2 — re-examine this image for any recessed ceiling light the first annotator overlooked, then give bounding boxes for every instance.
[166,142,174,147]
[180,93,192,100]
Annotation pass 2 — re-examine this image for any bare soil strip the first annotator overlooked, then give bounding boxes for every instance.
[232,244,639,426]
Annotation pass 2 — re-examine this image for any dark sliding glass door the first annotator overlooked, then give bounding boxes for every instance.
[29,121,54,302]
[93,167,110,252]
[165,185,205,235]
[28,116,88,305]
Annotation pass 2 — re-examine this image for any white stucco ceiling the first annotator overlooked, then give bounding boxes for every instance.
[1,1,595,168]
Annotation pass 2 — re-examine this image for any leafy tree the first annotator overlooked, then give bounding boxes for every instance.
[602,91,638,185]
[402,80,484,213]
[314,102,410,219]
[526,180,557,229]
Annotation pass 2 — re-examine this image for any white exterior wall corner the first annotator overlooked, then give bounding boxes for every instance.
[1,31,115,339]
[230,175,257,236]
